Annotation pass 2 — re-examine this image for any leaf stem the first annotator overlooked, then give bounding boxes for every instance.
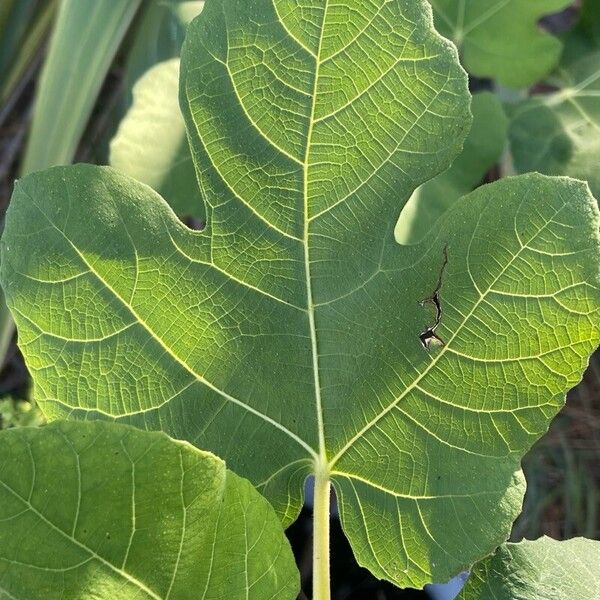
[312,467,331,600]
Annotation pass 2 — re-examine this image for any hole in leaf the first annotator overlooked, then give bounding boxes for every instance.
[538,3,581,36]
[182,216,206,231]
[419,245,449,351]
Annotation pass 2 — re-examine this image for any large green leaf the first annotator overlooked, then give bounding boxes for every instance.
[0,420,298,599]
[509,50,600,198]
[2,0,600,590]
[459,537,600,599]
[429,0,571,88]
[396,91,507,245]
[110,59,203,219]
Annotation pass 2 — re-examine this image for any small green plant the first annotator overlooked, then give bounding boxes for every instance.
[0,397,43,429]
[0,1,599,598]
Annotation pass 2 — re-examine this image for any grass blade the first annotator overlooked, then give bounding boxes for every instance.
[21,0,142,174]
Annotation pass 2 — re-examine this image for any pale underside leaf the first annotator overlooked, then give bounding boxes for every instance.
[110,59,204,220]
[429,0,571,88]
[118,0,204,112]
[2,0,600,590]
[458,537,600,599]
[0,420,298,599]
[396,91,507,245]
[509,50,600,198]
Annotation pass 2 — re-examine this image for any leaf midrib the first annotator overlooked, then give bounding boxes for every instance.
[304,0,330,469]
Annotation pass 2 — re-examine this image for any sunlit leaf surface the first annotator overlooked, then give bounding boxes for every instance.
[0,421,298,599]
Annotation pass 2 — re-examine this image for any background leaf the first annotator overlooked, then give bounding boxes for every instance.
[458,537,600,599]
[120,1,204,108]
[0,0,57,103]
[0,420,299,599]
[2,0,600,590]
[395,91,507,245]
[110,59,203,220]
[562,0,600,65]
[509,50,600,198]
[429,0,572,88]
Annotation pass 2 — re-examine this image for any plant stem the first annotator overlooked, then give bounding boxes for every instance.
[312,467,331,600]
[0,305,14,370]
